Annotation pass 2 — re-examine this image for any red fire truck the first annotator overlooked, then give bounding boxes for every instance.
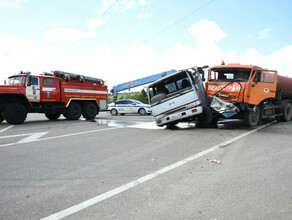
[0,71,108,124]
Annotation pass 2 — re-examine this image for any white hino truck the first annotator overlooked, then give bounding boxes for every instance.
[143,66,214,127]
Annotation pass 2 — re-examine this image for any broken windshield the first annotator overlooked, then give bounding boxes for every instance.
[148,71,192,105]
[210,68,252,82]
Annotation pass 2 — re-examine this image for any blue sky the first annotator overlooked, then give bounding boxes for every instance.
[1,0,292,87]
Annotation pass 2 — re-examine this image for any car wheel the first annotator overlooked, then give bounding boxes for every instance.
[138,108,146,116]
[111,109,118,116]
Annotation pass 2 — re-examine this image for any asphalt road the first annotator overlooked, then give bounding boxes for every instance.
[0,112,292,220]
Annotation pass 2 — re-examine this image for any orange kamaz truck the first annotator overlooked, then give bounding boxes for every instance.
[205,62,292,127]
[0,71,108,125]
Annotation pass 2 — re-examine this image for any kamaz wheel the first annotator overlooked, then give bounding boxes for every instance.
[45,113,61,120]
[82,102,98,120]
[64,102,82,120]
[280,102,292,122]
[0,112,4,123]
[110,109,118,116]
[4,103,27,125]
[138,108,146,116]
[244,105,260,127]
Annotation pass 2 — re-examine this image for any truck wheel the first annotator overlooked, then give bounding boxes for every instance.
[244,105,260,127]
[45,113,61,120]
[279,102,292,122]
[64,102,82,120]
[110,109,118,116]
[0,112,4,123]
[4,103,27,125]
[82,102,98,120]
[138,108,146,116]
[196,107,213,128]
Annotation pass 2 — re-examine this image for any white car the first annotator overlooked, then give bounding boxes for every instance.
[108,99,152,116]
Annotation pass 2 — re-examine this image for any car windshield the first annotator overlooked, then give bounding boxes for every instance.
[8,76,26,85]
[133,100,143,105]
[210,68,251,82]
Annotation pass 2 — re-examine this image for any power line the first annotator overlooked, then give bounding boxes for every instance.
[142,0,215,45]
[107,0,164,44]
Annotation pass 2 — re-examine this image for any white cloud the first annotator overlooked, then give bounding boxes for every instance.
[40,28,95,48]
[87,17,103,31]
[0,0,27,8]
[137,12,151,21]
[139,0,147,6]
[259,28,271,39]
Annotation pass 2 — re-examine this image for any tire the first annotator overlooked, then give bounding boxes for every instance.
[0,111,4,123]
[4,103,27,125]
[64,102,82,120]
[138,108,146,116]
[279,102,292,122]
[244,105,260,127]
[45,113,61,120]
[82,102,98,120]
[196,107,213,128]
[110,109,118,116]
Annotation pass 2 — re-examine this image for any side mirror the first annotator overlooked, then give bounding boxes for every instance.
[27,75,32,86]
[132,103,136,105]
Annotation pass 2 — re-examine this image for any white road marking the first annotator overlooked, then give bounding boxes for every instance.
[0,125,14,133]
[0,132,48,148]
[0,127,121,148]
[40,121,275,220]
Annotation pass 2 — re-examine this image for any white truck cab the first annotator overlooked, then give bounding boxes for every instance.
[145,67,212,127]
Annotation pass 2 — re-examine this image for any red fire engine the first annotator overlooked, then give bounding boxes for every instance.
[0,71,108,124]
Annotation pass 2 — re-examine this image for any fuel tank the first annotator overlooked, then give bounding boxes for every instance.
[277,75,292,99]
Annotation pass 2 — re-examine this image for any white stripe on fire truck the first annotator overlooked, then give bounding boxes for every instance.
[42,88,56,92]
[64,89,107,94]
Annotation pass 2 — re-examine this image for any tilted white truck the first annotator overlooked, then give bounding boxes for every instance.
[143,66,214,127]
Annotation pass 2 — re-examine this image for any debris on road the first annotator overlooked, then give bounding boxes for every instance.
[207,159,221,164]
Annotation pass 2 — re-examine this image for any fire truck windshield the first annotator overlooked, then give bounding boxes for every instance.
[8,76,26,85]
[210,68,252,82]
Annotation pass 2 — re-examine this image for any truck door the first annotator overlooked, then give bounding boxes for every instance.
[248,70,277,105]
[26,76,40,102]
[40,78,60,102]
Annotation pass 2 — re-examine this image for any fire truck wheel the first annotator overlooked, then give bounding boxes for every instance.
[82,102,98,120]
[110,109,118,116]
[45,113,61,120]
[4,103,27,125]
[65,102,82,120]
[138,108,146,116]
[0,111,4,123]
[244,105,260,127]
